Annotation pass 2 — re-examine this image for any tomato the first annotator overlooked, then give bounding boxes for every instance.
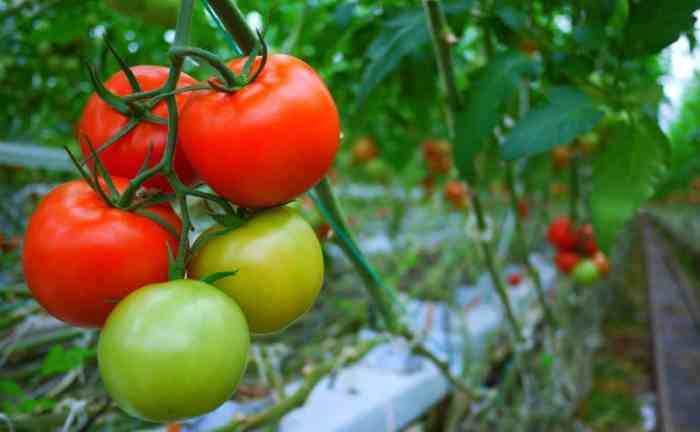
[180,54,340,208]
[22,179,181,327]
[550,181,567,198]
[547,217,577,251]
[516,198,529,220]
[572,260,600,285]
[444,180,469,209]
[78,66,197,191]
[364,159,391,183]
[190,206,324,334]
[555,251,580,274]
[106,0,179,27]
[517,37,539,55]
[421,175,436,196]
[551,145,572,170]
[98,279,249,422]
[592,251,610,275]
[422,139,451,174]
[508,273,523,286]
[352,136,377,164]
[576,223,598,255]
[576,132,599,155]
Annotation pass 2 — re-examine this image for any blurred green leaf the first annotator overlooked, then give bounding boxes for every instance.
[40,345,94,377]
[621,0,700,57]
[454,51,540,182]
[591,117,670,251]
[502,87,603,160]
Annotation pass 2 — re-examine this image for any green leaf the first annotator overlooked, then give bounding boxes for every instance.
[209,212,246,229]
[621,0,700,57]
[455,51,540,182]
[591,117,670,251]
[0,380,24,397]
[502,87,604,160]
[40,345,94,377]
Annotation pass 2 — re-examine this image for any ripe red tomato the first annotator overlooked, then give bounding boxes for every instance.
[576,223,599,255]
[23,179,181,327]
[547,217,577,251]
[352,136,377,164]
[180,54,340,208]
[555,251,580,274]
[592,251,610,275]
[508,273,523,286]
[444,180,469,209]
[78,66,197,191]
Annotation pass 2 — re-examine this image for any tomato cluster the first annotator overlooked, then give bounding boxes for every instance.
[23,54,338,421]
[547,217,609,285]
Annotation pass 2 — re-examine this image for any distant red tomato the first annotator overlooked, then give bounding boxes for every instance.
[576,224,599,255]
[78,66,197,191]
[547,217,577,251]
[352,136,377,164]
[592,251,610,275]
[517,199,529,220]
[555,251,581,274]
[444,180,468,209]
[508,273,523,286]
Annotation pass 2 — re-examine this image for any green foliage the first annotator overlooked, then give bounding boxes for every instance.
[454,51,540,182]
[591,116,670,250]
[0,379,56,415]
[40,345,95,376]
[621,0,700,58]
[502,87,603,160]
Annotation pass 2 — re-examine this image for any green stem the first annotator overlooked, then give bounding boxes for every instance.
[423,0,523,343]
[312,179,402,334]
[569,154,580,224]
[206,0,259,54]
[505,165,557,328]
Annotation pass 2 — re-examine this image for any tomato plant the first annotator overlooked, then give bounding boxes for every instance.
[22,179,181,327]
[78,66,197,191]
[98,279,249,422]
[190,206,324,334]
[106,0,179,27]
[547,217,578,251]
[180,54,340,208]
[444,180,469,209]
[555,251,581,274]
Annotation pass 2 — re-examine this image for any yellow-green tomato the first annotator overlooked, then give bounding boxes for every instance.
[190,207,324,334]
[572,260,600,286]
[98,280,249,422]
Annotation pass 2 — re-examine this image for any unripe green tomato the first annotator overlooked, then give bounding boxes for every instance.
[190,207,324,334]
[364,159,391,182]
[98,279,249,422]
[572,260,600,285]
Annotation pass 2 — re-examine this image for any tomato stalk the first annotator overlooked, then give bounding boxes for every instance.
[569,154,580,225]
[422,0,524,343]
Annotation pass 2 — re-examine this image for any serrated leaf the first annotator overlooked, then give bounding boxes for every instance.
[40,345,94,377]
[502,87,604,160]
[591,117,670,251]
[454,52,540,182]
[622,0,700,57]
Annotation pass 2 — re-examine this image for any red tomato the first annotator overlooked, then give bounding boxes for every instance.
[180,54,340,208]
[576,223,599,255]
[516,198,529,220]
[551,145,572,170]
[22,179,181,327]
[352,136,377,164]
[547,217,577,251]
[78,66,197,191]
[555,251,580,274]
[444,180,468,209]
[508,273,523,286]
[592,251,610,275]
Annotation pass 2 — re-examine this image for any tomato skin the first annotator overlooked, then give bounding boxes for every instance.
[555,251,581,274]
[22,179,181,327]
[572,260,600,285]
[190,207,324,334]
[78,66,197,191]
[180,54,340,208]
[547,217,577,251]
[576,223,599,255]
[98,279,249,422]
[444,180,469,209]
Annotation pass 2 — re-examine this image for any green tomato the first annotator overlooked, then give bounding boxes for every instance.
[98,279,249,422]
[572,260,600,285]
[190,207,324,334]
[364,159,391,183]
